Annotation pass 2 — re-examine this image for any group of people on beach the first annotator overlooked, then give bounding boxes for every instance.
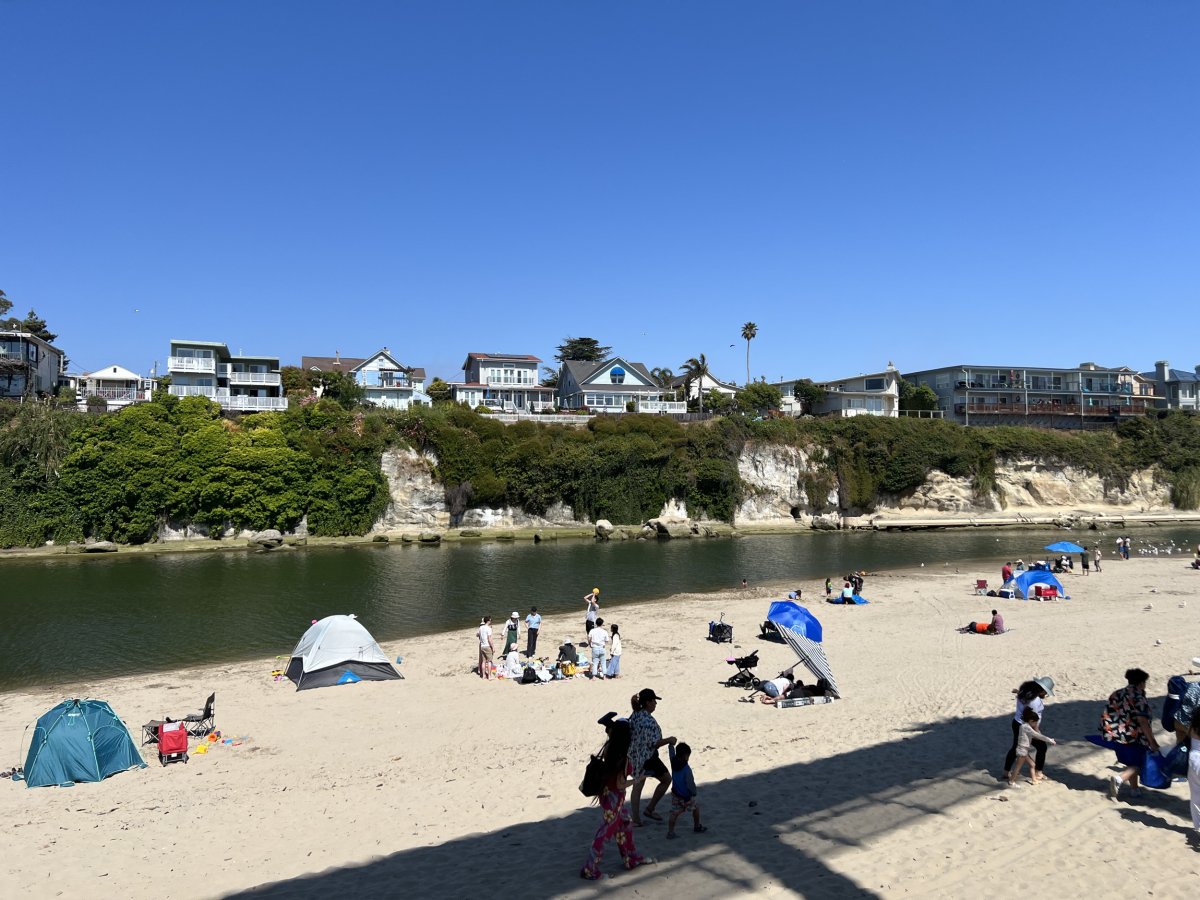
[473,587,625,681]
[581,688,706,879]
[1001,668,1200,844]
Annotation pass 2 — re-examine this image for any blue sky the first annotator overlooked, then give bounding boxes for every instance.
[2,2,1197,384]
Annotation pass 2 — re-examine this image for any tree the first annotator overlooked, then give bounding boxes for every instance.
[736,381,782,416]
[792,378,826,415]
[318,371,366,409]
[426,377,453,404]
[650,367,675,399]
[540,367,559,388]
[19,309,57,344]
[679,354,711,413]
[704,389,736,414]
[898,378,939,413]
[554,337,611,362]
[0,289,10,320]
[740,322,758,386]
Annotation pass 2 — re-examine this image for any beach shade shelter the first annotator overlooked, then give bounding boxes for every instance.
[1045,541,1086,554]
[1014,570,1068,600]
[766,601,823,641]
[23,699,145,788]
[775,617,841,699]
[286,615,401,690]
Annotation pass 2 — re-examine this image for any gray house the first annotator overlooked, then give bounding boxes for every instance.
[557,357,684,413]
[1141,361,1200,411]
[0,330,65,399]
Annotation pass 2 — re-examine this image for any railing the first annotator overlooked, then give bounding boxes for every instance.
[484,376,540,387]
[219,366,281,386]
[962,401,1153,417]
[481,412,592,425]
[897,409,945,419]
[81,388,148,401]
[168,356,216,373]
[224,395,288,411]
[637,400,688,414]
[169,385,218,398]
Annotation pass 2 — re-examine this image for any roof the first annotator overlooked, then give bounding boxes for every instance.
[0,330,65,355]
[301,355,367,372]
[82,364,143,381]
[1141,368,1200,383]
[561,357,657,389]
[669,372,738,390]
[464,352,542,364]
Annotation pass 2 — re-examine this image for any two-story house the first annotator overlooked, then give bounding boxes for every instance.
[903,362,1153,428]
[349,348,429,410]
[1142,361,1200,411]
[166,340,288,412]
[452,352,555,412]
[775,364,901,418]
[669,371,739,404]
[557,357,685,413]
[0,330,65,400]
[76,364,155,411]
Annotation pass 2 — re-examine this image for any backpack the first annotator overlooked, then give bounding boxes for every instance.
[579,747,608,797]
[520,665,538,685]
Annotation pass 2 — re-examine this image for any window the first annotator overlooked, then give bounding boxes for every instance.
[27,344,38,363]
[610,366,625,384]
[936,374,950,389]
[864,378,885,391]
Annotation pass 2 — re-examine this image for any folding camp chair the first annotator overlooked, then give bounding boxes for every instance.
[974,580,988,595]
[181,693,215,737]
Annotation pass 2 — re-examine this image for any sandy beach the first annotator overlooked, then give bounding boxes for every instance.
[2,555,1199,898]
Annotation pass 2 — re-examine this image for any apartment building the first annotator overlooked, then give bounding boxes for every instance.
[167,340,287,412]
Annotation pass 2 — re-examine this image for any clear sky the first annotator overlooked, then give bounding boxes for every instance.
[2,2,1197,384]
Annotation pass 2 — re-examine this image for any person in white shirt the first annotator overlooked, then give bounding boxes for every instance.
[477,616,494,680]
[589,617,610,680]
[606,624,623,678]
[525,607,542,656]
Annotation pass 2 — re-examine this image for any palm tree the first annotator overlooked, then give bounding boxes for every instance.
[680,354,710,413]
[741,322,758,386]
[650,367,674,400]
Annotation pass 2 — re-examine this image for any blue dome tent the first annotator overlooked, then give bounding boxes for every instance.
[24,699,145,788]
[1013,569,1068,600]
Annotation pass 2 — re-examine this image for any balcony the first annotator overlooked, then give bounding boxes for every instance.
[168,356,216,374]
[637,400,688,414]
[168,385,287,411]
[960,400,1153,417]
[218,365,281,386]
[484,376,539,387]
[82,387,148,402]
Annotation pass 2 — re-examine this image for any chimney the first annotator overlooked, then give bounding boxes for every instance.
[1155,360,1169,383]
[1079,361,1096,370]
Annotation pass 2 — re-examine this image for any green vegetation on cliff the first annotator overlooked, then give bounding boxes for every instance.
[1,397,1199,548]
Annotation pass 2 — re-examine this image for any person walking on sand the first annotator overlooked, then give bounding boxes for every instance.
[584,588,601,634]
[1094,546,1102,573]
[629,689,675,826]
[1080,547,1090,576]
[589,617,609,680]
[580,719,653,880]
[666,741,707,838]
[606,623,623,678]
[1100,667,1161,801]
[525,607,541,657]
[477,616,494,679]
[1007,707,1057,787]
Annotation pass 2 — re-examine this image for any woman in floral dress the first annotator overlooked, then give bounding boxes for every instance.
[581,719,653,880]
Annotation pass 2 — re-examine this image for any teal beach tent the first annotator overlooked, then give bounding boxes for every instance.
[24,699,145,788]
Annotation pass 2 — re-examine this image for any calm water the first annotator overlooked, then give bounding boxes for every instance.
[1,527,1194,691]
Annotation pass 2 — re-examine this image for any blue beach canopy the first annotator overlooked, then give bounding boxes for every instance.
[1014,570,1067,600]
[23,699,145,788]
[766,601,823,641]
[1044,541,1086,554]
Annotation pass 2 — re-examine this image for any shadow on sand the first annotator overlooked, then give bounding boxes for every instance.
[229,697,1190,899]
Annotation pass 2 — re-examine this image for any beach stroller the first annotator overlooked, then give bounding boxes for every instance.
[723,650,760,689]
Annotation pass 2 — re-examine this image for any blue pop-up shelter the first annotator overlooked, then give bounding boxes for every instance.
[23,699,145,788]
[1014,569,1067,600]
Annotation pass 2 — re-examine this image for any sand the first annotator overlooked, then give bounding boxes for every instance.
[1,555,1199,898]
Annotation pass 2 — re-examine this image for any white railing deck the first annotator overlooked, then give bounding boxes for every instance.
[168,356,216,373]
[82,388,147,401]
[168,385,287,411]
[637,400,688,414]
[219,366,281,385]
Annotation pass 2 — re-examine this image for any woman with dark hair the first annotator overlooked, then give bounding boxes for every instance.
[1100,667,1162,801]
[580,719,652,880]
[629,689,675,826]
[1003,677,1054,778]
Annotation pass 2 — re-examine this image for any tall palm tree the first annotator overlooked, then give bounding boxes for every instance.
[680,354,710,413]
[650,367,675,401]
[741,322,758,386]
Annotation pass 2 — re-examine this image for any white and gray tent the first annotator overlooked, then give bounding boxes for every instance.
[285,615,401,690]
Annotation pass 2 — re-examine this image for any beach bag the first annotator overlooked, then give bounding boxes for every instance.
[1162,674,1188,731]
[561,661,577,677]
[520,666,538,685]
[1140,750,1171,790]
[579,750,607,797]
[1162,743,1189,778]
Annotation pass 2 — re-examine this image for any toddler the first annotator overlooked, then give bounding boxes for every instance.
[666,742,708,838]
[1008,706,1056,787]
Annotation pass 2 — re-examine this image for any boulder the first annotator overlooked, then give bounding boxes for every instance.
[250,529,284,548]
[284,535,308,547]
[458,530,483,538]
[82,541,119,553]
[418,531,442,544]
[655,522,693,539]
[371,534,390,543]
[595,519,614,539]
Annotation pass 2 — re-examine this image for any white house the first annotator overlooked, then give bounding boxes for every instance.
[776,364,900,418]
[452,352,555,412]
[349,348,430,410]
[0,330,65,400]
[669,371,739,403]
[76,364,154,411]
[166,340,288,412]
[557,357,685,413]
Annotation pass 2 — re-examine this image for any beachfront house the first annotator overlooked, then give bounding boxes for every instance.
[0,330,65,400]
[669,371,739,404]
[902,362,1154,428]
[557,356,686,414]
[348,348,430,410]
[75,364,155,411]
[452,352,556,413]
[775,365,901,418]
[166,340,288,412]
[1141,360,1200,412]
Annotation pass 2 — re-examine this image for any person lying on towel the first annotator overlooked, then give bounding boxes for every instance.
[960,610,1005,635]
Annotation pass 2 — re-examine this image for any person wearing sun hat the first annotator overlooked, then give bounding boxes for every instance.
[502,611,520,655]
[1003,676,1056,779]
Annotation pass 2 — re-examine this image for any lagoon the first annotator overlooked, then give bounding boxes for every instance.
[2,526,1194,691]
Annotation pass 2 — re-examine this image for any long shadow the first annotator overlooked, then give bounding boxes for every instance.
[229,698,1192,899]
